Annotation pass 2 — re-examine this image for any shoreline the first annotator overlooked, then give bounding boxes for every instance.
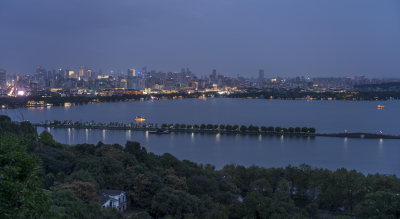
[1,91,400,109]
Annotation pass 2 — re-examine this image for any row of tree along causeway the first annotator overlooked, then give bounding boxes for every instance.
[33,120,400,139]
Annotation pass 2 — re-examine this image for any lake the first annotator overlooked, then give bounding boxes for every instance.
[3,98,400,175]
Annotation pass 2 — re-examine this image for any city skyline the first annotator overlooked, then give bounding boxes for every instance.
[1,0,399,77]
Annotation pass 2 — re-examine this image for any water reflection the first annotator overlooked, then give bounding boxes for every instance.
[34,127,400,175]
[216,133,220,143]
[67,128,71,145]
[191,133,195,143]
[343,137,348,152]
[126,130,131,140]
[85,129,89,143]
[379,138,384,149]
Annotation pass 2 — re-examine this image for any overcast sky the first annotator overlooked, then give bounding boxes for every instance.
[0,0,399,77]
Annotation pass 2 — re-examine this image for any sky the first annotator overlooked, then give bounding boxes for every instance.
[0,0,399,77]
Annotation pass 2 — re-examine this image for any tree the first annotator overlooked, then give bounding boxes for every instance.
[39,130,57,146]
[0,136,50,218]
[243,192,273,218]
[308,127,316,133]
[129,211,151,219]
[261,126,267,132]
[288,127,295,133]
[354,191,400,218]
[233,125,239,131]
[219,124,225,130]
[151,187,200,218]
[253,126,259,132]
[200,124,206,130]
[60,181,99,203]
[295,127,301,133]
[225,125,233,131]
[301,127,309,133]
[240,125,247,132]
[275,127,282,133]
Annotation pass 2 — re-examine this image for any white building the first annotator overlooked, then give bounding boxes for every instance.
[100,190,127,212]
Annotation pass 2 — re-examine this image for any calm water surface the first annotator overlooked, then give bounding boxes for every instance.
[3,99,400,175]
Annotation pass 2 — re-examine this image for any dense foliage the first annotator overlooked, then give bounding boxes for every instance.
[1,116,400,218]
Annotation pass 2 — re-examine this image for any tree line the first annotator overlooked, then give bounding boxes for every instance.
[161,123,316,134]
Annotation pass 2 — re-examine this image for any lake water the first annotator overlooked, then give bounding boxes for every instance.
[3,98,400,175]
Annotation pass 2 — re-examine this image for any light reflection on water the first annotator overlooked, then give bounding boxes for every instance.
[37,127,400,176]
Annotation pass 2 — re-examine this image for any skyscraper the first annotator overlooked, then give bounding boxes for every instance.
[86,69,93,79]
[128,68,136,77]
[0,69,6,88]
[258,69,265,81]
[78,66,85,77]
[210,69,217,82]
[68,70,75,78]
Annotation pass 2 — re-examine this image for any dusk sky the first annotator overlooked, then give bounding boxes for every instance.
[0,0,399,77]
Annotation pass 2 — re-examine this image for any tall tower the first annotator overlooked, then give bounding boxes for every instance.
[78,66,85,77]
[127,68,136,77]
[258,69,265,81]
[86,69,93,79]
[210,69,217,82]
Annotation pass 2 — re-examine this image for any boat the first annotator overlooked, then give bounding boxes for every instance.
[377,105,385,109]
[26,100,51,108]
[198,96,207,100]
[135,116,146,122]
[149,129,169,134]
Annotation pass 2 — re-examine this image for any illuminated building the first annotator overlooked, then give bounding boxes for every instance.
[68,70,75,78]
[78,66,85,77]
[127,68,136,77]
[87,69,93,78]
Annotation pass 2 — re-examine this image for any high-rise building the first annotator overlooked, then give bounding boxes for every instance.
[127,68,136,77]
[258,69,265,81]
[141,66,147,75]
[0,69,6,88]
[86,69,93,79]
[36,66,46,75]
[68,70,75,78]
[78,66,85,77]
[210,69,217,82]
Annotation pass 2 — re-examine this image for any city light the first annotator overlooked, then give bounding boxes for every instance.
[17,90,25,96]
